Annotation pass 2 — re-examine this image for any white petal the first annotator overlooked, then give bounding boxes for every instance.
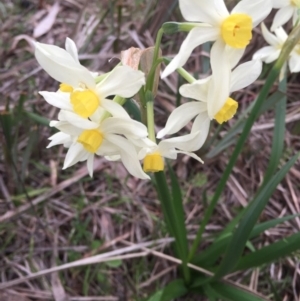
[253,46,279,62]
[35,42,95,89]
[174,150,204,163]
[97,66,145,99]
[272,0,290,8]
[274,27,288,44]
[179,78,210,101]
[232,0,272,27]
[207,40,231,118]
[105,134,150,180]
[264,49,281,63]
[225,46,245,69]
[47,132,71,148]
[101,98,131,119]
[39,91,72,110]
[292,9,299,25]
[261,23,279,47]
[161,26,219,78]
[101,117,148,139]
[89,106,107,123]
[213,0,229,17]
[96,140,119,156]
[191,112,211,143]
[63,143,86,169]
[157,102,207,138]
[86,154,94,177]
[50,120,82,136]
[65,37,79,63]
[271,6,294,31]
[289,53,300,72]
[230,60,262,92]
[159,128,208,153]
[58,110,99,129]
[105,155,121,161]
[179,0,224,24]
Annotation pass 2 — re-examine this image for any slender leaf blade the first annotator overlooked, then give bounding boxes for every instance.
[193,214,300,267]
[214,153,300,279]
[235,231,300,270]
[209,282,268,301]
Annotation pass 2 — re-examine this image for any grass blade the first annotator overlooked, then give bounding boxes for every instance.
[154,170,190,282]
[193,214,300,267]
[168,164,190,280]
[262,76,287,184]
[209,282,268,301]
[187,24,300,260]
[235,231,300,270]
[214,152,300,279]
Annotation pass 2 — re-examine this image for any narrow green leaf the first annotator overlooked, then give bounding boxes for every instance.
[0,110,13,151]
[145,290,163,301]
[25,111,50,127]
[209,282,268,301]
[123,98,141,121]
[153,172,174,236]
[203,284,223,300]
[168,163,189,273]
[193,214,300,267]
[21,126,39,181]
[160,279,188,301]
[235,231,300,270]
[262,76,287,184]
[214,153,300,279]
[154,171,190,282]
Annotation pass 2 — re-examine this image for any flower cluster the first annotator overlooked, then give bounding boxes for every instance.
[36,0,286,180]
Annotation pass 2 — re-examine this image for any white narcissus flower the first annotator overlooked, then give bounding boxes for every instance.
[271,0,300,31]
[48,109,150,179]
[137,131,205,173]
[35,38,145,118]
[158,41,262,139]
[253,23,300,73]
[161,0,272,78]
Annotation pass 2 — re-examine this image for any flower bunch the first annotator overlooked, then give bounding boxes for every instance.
[35,39,204,179]
[35,0,278,180]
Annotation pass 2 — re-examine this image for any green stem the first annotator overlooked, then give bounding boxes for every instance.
[162,58,196,83]
[146,28,163,92]
[176,67,196,83]
[138,90,147,126]
[146,93,156,142]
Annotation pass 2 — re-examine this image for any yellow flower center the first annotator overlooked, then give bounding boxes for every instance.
[59,83,74,93]
[70,90,99,118]
[221,14,252,48]
[214,97,238,124]
[77,130,103,153]
[291,0,300,8]
[143,152,164,172]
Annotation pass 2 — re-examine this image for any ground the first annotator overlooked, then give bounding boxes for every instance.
[0,0,300,300]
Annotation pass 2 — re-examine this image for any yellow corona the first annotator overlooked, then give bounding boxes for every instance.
[221,14,252,48]
[70,90,99,118]
[214,97,238,124]
[143,152,164,172]
[77,130,103,153]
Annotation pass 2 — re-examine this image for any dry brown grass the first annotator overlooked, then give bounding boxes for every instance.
[0,0,300,300]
